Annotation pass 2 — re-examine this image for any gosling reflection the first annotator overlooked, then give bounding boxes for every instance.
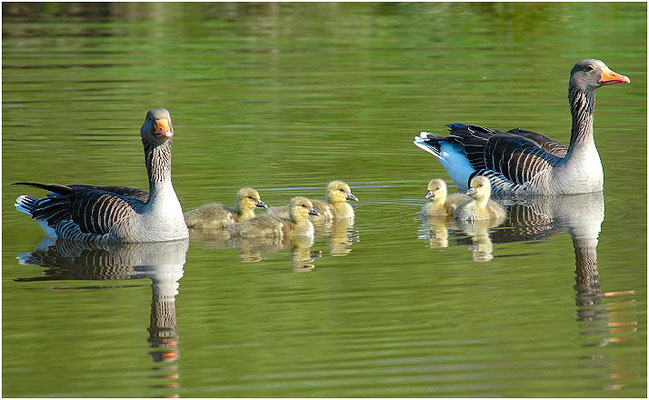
[190,215,359,267]
[188,228,231,249]
[323,217,359,256]
[420,213,505,261]
[456,217,505,262]
[16,238,188,395]
[229,234,319,272]
[419,216,452,248]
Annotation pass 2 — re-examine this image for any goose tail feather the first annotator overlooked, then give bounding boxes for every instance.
[413,131,444,159]
[13,182,74,196]
[15,195,39,216]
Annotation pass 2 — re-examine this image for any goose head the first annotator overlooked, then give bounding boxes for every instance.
[237,188,267,212]
[570,59,629,92]
[327,181,358,204]
[141,107,174,143]
[426,178,447,204]
[289,196,319,221]
[465,176,491,204]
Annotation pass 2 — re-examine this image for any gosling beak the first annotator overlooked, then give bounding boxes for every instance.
[600,67,630,85]
[425,190,434,199]
[308,207,320,216]
[346,193,359,201]
[256,199,268,208]
[154,119,172,138]
[466,187,477,196]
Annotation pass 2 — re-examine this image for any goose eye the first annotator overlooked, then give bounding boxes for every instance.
[587,65,595,72]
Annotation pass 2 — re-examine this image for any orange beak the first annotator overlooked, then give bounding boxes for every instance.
[600,68,630,85]
[154,119,172,138]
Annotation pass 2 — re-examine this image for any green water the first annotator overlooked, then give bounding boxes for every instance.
[3,3,646,397]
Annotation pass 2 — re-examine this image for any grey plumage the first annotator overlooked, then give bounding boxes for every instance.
[414,59,629,196]
[14,108,188,242]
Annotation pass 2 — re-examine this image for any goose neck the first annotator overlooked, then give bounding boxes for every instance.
[568,87,596,151]
[143,139,173,200]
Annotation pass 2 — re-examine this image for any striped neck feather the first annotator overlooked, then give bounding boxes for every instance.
[143,139,173,202]
[568,87,595,150]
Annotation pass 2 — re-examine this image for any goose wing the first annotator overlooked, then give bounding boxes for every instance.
[67,184,149,202]
[15,182,140,236]
[507,128,568,157]
[444,124,564,187]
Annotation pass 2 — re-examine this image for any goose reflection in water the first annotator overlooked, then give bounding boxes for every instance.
[16,238,188,396]
[421,191,637,390]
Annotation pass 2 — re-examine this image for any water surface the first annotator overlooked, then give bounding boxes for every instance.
[3,3,646,397]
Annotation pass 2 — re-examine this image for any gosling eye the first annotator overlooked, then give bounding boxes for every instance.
[478,184,483,187]
[301,204,307,208]
[339,189,345,193]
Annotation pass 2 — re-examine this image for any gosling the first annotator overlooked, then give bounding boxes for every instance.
[269,181,358,221]
[454,176,506,221]
[422,178,469,217]
[230,196,320,239]
[184,187,267,229]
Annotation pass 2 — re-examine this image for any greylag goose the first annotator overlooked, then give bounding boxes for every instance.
[230,196,319,239]
[454,176,506,221]
[14,107,189,242]
[414,59,630,196]
[422,178,469,217]
[268,181,358,221]
[184,187,267,229]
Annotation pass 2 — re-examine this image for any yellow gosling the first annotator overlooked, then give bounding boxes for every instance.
[454,176,506,221]
[422,178,469,217]
[231,196,319,239]
[184,187,267,229]
[318,180,358,220]
[270,181,358,221]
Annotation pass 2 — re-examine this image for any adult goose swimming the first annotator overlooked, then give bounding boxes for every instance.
[414,59,630,197]
[14,107,189,242]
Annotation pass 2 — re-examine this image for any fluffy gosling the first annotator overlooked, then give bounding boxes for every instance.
[184,187,267,229]
[315,180,358,220]
[230,196,319,239]
[269,181,358,221]
[422,178,469,217]
[454,176,506,221]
